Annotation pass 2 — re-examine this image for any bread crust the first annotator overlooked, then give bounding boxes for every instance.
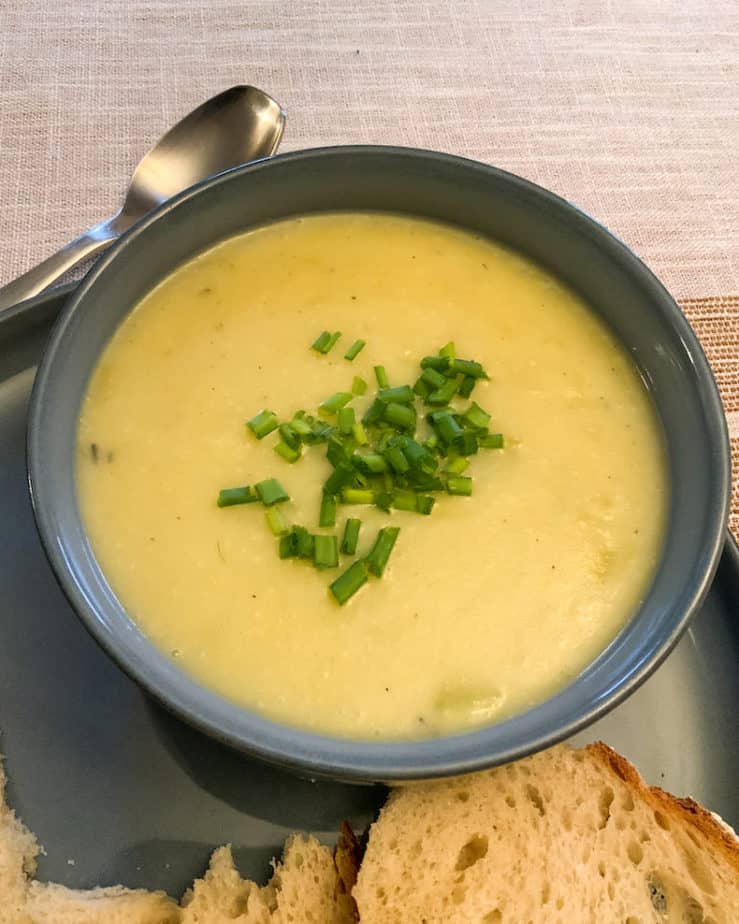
[587,741,739,876]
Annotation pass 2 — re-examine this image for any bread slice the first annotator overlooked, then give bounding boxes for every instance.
[353,742,739,923]
[179,834,357,923]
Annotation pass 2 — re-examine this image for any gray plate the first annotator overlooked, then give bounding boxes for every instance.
[1,287,738,896]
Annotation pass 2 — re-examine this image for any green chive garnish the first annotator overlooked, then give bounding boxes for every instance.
[330,559,369,605]
[341,488,375,505]
[415,494,435,515]
[378,385,414,404]
[420,356,450,372]
[278,423,301,450]
[318,392,353,418]
[353,452,388,474]
[446,475,472,496]
[383,402,415,429]
[344,339,366,361]
[462,401,491,430]
[338,406,356,435]
[217,486,258,507]
[366,527,400,577]
[451,358,486,378]
[313,534,339,569]
[279,531,298,558]
[290,415,314,437]
[247,410,279,439]
[480,432,505,449]
[420,367,447,389]
[391,490,417,512]
[374,365,389,389]
[294,525,315,559]
[386,444,410,474]
[274,442,301,464]
[265,506,290,536]
[427,378,459,406]
[439,341,456,360]
[458,375,476,398]
[352,421,369,445]
[452,431,479,456]
[311,330,341,354]
[413,377,432,398]
[431,411,463,445]
[341,518,361,555]
[324,463,355,495]
[444,456,469,475]
[352,376,368,396]
[319,492,337,527]
[255,478,290,506]
[374,491,394,512]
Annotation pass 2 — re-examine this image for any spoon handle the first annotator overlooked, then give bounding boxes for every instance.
[0,219,119,313]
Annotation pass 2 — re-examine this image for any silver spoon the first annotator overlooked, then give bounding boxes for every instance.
[0,85,285,312]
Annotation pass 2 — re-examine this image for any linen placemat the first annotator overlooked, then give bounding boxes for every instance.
[0,0,736,530]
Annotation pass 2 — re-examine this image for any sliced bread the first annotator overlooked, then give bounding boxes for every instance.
[353,742,739,923]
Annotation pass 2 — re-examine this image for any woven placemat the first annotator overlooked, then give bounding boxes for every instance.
[679,296,739,539]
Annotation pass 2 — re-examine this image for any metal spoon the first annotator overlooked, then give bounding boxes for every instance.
[0,85,285,312]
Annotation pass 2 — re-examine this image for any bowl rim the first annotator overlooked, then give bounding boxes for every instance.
[27,144,731,780]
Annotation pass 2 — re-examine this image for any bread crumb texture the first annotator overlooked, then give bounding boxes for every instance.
[354,743,739,923]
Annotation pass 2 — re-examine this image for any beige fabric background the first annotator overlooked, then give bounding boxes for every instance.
[0,0,737,529]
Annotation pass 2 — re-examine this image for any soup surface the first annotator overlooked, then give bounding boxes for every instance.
[77,213,666,739]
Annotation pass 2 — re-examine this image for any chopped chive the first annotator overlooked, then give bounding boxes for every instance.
[378,385,414,404]
[344,339,366,361]
[406,473,444,492]
[324,463,354,495]
[391,490,417,512]
[319,492,337,527]
[338,406,356,435]
[279,531,298,558]
[290,415,314,437]
[265,505,290,536]
[313,534,339,569]
[311,330,332,353]
[318,391,353,418]
[326,436,352,468]
[366,526,400,577]
[341,488,375,505]
[278,423,301,450]
[424,432,439,451]
[374,491,394,512]
[247,410,279,439]
[382,470,395,492]
[413,376,432,398]
[385,444,410,474]
[374,365,389,388]
[427,378,459,406]
[403,440,437,474]
[461,401,491,430]
[439,341,456,360]
[353,452,388,474]
[352,421,369,445]
[431,411,463,445]
[458,375,476,398]
[352,376,368,396]
[255,478,290,506]
[362,398,385,426]
[312,330,341,354]
[420,355,451,372]
[420,367,447,389]
[330,559,369,605]
[341,518,361,555]
[383,402,416,429]
[451,358,486,378]
[274,441,301,464]
[444,456,470,475]
[217,486,257,507]
[452,430,479,456]
[415,494,435,515]
[446,475,473,496]
[294,526,315,559]
[480,432,505,449]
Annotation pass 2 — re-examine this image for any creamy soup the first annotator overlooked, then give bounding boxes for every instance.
[77,213,666,739]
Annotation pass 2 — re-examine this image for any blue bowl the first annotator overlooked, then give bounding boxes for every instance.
[27,147,730,781]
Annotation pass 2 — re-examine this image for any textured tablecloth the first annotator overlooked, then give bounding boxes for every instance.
[1,0,737,532]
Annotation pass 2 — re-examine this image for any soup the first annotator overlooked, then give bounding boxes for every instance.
[77,213,666,739]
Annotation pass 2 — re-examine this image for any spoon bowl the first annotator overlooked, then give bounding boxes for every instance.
[0,86,285,312]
